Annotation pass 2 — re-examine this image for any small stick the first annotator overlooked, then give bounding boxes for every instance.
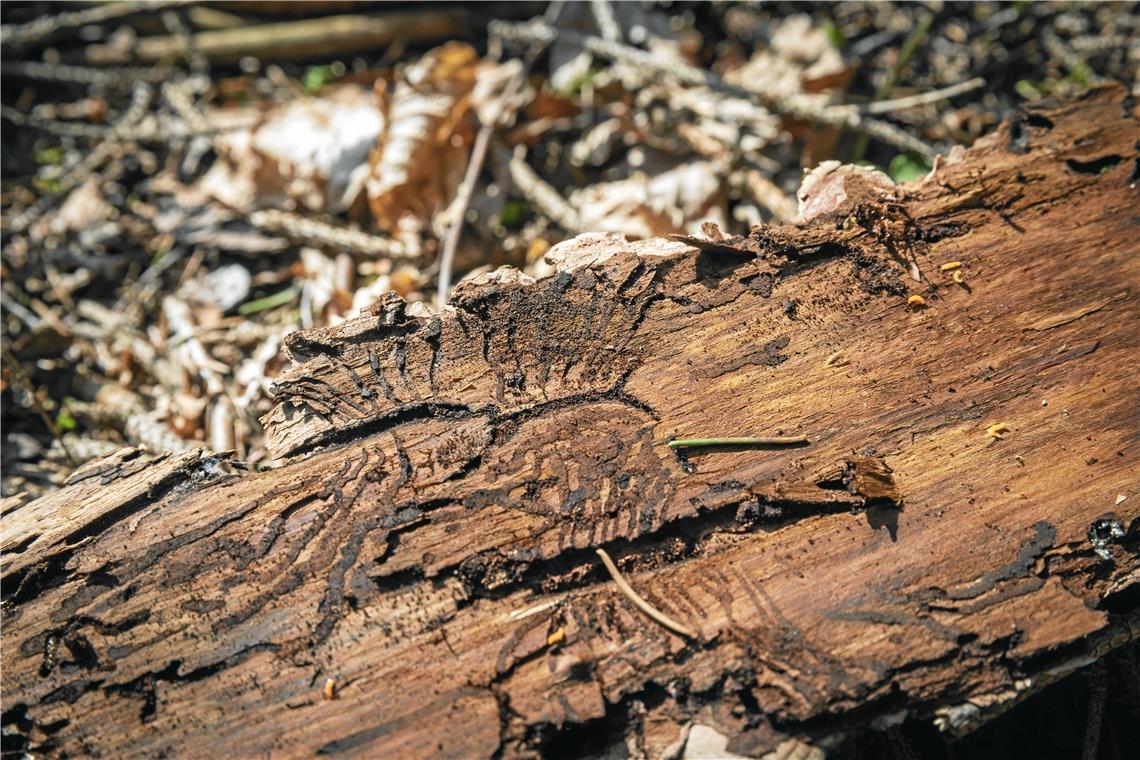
[1,0,187,48]
[668,436,808,449]
[437,69,527,305]
[503,596,565,623]
[863,78,985,115]
[590,0,622,42]
[596,548,695,639]
[1,60,165,86]
[249,209,408,259]
[85,11,469,64]
[507,146,586,233]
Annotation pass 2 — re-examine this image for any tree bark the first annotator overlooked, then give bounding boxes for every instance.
[3,84,1138,759]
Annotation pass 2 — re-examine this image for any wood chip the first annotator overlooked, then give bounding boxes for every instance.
[986,422,1011,439]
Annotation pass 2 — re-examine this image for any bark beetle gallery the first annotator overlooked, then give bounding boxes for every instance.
[2,85,1138,758]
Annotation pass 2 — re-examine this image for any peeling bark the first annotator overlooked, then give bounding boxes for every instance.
[2,85,1138,758]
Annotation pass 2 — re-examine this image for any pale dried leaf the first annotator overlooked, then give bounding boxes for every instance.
[184,263,251,312]
[471,58,532,126]
[53,178,111,233]
[204,85,382,214]
[725,14,845,104]
[570,161,728,239]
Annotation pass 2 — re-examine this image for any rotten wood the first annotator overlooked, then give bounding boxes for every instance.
[2,85,1138,758]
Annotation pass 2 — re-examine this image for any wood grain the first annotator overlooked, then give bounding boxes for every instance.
[2,85,1137,758]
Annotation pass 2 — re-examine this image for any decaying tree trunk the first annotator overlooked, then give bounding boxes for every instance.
[2,85,1138,758]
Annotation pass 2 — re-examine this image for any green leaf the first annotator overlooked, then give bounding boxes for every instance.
[1015,80,1043,101]
[33,176,61,193]
[823,22,845,49]
[238,287,298,315]
[500,200,527,228]
[56,410,77,432]
[35,146,65,165]
[888,154,931,183]
[1068,62,1093,88]
[561,65,605,97]
[302,65,336,93]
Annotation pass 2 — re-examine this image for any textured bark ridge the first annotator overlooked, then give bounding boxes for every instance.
[3,85,1138,758]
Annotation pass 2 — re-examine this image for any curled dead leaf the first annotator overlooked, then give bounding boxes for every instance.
[363,41,480,233]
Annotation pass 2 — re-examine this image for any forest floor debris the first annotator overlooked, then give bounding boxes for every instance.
[2,1,1137,497]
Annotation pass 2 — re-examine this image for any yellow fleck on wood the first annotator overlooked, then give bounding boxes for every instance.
[987,422,1011,440]
[546,627,565,646]
[527,238,550,264]
[940,261,962,271]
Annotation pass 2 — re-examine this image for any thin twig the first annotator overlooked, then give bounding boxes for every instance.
[490,20,936,158]
[503,596,565,623]
[0,60,165,86]
[862,77,985,114]
[85,10,469,64]
[743,169,798,222]
[1043,30,1106,86]
[249,209,410,258]
[853,10,934,161]
[437,70,528,305]
[0,106,119,139]
[1,0,187,48]
[668,436,809,449]
[590,0,622,42]
[508,146,587,233]
[596,548,695,639]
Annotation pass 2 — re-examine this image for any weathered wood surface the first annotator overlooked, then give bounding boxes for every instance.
[2,85,1138,758]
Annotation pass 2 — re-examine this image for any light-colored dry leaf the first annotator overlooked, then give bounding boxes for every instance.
[727,14,845,99]
[54,178,112,233]
[569,161,728,239]
[183,263,252,312]
[202,85,383,214]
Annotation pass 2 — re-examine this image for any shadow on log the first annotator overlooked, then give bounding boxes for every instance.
[2,84,1138,758]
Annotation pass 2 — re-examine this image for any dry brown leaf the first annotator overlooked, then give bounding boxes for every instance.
[362,41,480,232]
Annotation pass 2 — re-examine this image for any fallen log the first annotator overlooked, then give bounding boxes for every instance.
[2,84,1138,758]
